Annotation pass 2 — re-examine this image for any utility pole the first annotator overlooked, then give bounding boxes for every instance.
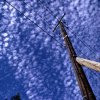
[53,16,96,100]
[59,21,96,100]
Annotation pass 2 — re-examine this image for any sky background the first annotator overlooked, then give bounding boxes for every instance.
[0,0,100,100]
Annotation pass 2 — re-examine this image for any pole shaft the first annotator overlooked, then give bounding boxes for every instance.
[59,21,96,100]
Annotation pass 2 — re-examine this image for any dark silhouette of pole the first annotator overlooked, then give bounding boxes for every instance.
[58,21,96,100]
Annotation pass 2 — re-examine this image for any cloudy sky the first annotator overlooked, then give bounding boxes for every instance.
[0,0,100,100]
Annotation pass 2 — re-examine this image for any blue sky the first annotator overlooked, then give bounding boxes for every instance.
[0,0,100,100]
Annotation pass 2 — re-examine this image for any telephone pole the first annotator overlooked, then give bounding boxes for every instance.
[54,19,96,100]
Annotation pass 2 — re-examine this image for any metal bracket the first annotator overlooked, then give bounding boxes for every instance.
[52,13,66,32]
[63,35,68,39]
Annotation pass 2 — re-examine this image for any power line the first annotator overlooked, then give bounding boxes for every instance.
[37,0,98,57]
[4,0,98,61]
[38,0,60,20]
[19,0,64,45]
[42,0,96,57]
[5,0,64,48]
[36,0,98,57]
[37,0,98,58]
[38,0,69,29]
[74,33,98,58]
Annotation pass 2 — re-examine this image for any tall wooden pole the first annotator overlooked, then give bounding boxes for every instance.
[59,21,96,100]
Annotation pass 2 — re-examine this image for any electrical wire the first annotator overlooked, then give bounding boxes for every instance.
[74,33,98,59]
[5,0,98,60]
[38,0,98,58]
[5,0,64,48]
[38,0,69,29]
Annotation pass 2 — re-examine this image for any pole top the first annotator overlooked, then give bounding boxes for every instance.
[52,13,66,32]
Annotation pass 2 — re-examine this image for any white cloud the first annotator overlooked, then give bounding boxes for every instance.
[2,33,8,37]
[4,42,9,47]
